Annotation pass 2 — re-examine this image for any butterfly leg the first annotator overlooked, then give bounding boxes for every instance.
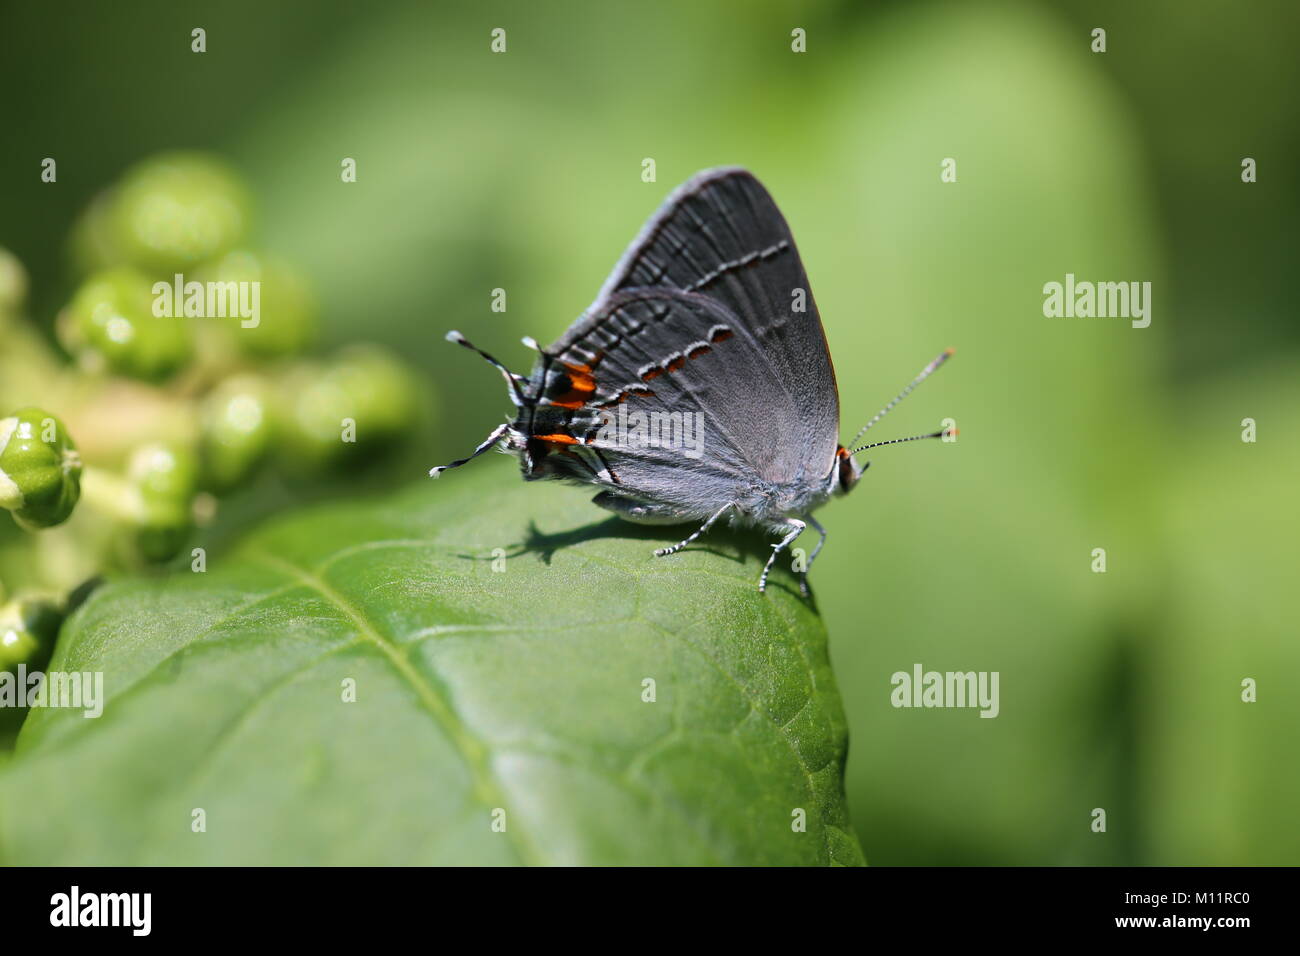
[652,502,735,558]
[798,514,828,597]
[758,518,806,594]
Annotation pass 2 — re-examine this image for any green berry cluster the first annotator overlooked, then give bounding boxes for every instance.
[60,152,315,376]
[0,152,424,672]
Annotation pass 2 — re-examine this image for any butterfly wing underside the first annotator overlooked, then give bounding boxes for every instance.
[530,168,841,511]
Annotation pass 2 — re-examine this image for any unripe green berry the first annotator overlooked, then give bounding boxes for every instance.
[0,408,82,531]
[61,267,193,381]
[126,441,200,563]
[331,346,420,439]
[202,251,317,357]
[111,152,252,273]
[0,597,62,673]
[199,375,273,492]
[277,346,419,469]
[275,361,350,467]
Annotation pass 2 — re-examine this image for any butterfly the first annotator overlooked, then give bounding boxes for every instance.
[432,167,953,595]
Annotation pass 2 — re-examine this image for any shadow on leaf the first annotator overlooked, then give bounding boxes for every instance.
[452,515,815,606]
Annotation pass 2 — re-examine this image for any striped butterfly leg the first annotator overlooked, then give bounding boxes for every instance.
[652,502,735,557]
[758,518,806,594]
[798,514,828,598]
[592,493,735,558]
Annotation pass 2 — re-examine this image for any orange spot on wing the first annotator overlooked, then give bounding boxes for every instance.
[550,362,598,408]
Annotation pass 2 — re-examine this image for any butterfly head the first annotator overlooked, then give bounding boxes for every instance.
[834,445,864,496]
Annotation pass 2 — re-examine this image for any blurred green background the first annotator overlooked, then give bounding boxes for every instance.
[2,0,1297,864]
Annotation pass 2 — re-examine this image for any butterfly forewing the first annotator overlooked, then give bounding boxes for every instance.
[543,168,841,495]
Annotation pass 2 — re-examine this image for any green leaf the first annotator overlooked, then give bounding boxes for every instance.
[0,468,862,865]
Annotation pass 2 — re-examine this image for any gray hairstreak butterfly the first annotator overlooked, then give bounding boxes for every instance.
[431,167,954,595]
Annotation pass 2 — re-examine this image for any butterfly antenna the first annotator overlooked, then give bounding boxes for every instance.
[847,348,954,449]
[429,422,511,478]
[444,330,527,405]
[849,427,956,457]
